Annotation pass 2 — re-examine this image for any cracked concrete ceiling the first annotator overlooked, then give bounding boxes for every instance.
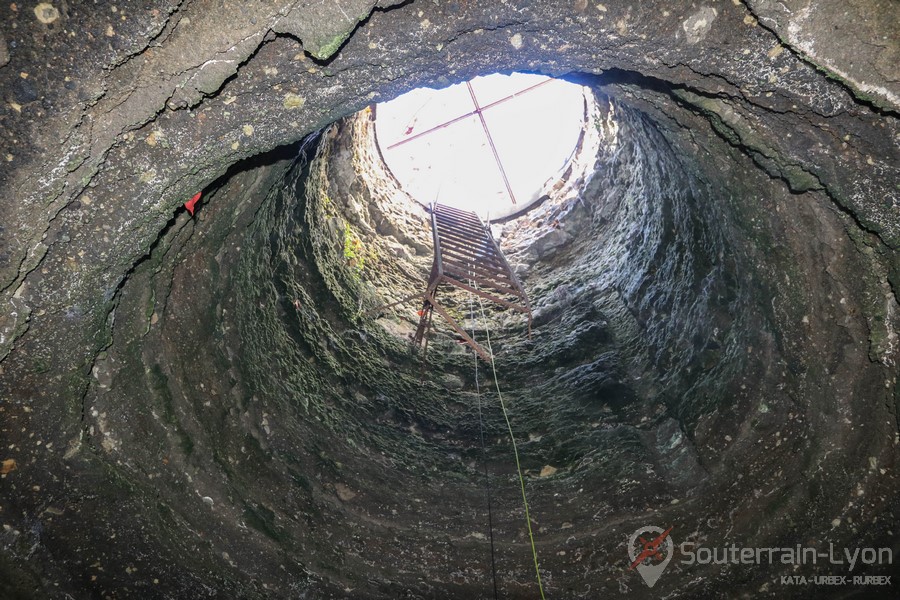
[0,1,898,598]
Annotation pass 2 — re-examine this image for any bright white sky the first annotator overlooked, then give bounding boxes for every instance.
[375,73,586,220]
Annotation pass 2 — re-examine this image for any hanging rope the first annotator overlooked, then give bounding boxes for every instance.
[469,292,500,600]
[473,290,547,600]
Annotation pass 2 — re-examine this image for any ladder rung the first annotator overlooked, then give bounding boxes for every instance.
[439,244,507,271]
[442,259,516,287]
[437,236,502,263]
[435,212,484,231]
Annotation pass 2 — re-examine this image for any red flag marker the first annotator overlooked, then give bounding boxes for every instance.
[185,191,202,216]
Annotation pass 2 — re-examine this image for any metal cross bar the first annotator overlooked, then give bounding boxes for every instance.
[466,81,517,205]
[384,77,555,151]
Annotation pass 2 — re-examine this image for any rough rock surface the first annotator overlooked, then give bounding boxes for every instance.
[0,1,898,599]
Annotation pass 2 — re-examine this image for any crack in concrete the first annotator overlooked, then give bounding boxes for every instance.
[738,0,899,116]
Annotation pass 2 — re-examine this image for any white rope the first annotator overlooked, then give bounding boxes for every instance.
[473,290,547,599]
[468,291,500,599]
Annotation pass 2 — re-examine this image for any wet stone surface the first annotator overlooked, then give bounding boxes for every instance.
[0,1,898,598]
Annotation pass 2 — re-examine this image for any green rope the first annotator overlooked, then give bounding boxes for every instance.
[475,293,547,600]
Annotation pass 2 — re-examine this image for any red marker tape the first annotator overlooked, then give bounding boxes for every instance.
[185,192,202,216]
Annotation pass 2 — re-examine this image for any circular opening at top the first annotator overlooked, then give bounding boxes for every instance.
[374,73,589,220]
